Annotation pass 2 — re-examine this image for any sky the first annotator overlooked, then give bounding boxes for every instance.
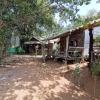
[78,0,100,15]
[55,0,100,25]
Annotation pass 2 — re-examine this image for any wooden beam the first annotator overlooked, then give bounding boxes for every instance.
[88,28,94,70]
[66,36,69,57]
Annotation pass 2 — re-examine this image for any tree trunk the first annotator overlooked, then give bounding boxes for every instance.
[88,28,94,71]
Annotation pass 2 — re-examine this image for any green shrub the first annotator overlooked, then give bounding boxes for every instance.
[84,55,89,61]
[17,47,25,54]
[91,59,100,79]
[52,50,56,54]
[72,63,82,85]
[56,44,60,51]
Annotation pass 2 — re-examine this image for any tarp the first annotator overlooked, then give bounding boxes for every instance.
[9,47,17,54]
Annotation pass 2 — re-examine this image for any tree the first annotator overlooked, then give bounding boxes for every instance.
[0,27,12,60]
[0,0,92,31]
[63,8,100,31]
[0,0,92,59]
[0,0,57,33]
[50,0,91,24]
[0,0,57,58]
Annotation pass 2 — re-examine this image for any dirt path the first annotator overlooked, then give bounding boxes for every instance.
[0,55,100,100]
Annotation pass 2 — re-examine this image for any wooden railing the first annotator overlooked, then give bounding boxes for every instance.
[68,46,84,57]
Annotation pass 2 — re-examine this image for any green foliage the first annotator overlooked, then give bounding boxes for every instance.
[64,8,100,31]
[91,59,100,79]
[0,27,12,57]
[0,0,92,58]
[72,63,82,85]
[52,50,56,54]
[17,47,25,54]
[73,50,81,63]
[84,55,89,61]
[56,44,60,51]
[0,0,58,37]
[94,34,100,47]
[0,0,92,33]
[50,0,91,21]
[91,58,100,99]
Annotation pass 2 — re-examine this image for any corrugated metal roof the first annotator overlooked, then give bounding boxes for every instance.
[24,41,41,44]
[24,36,42,44]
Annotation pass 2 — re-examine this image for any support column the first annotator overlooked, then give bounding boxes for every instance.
[47,40,50,57]
[66,36,69,57]
[88,28,94,70]
[63,35,70,70]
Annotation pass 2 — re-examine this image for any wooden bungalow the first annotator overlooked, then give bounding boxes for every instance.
[46,19,100,61]
[47,27,84,60]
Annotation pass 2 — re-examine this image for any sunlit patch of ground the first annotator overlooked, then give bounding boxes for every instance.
[0,55,100,100]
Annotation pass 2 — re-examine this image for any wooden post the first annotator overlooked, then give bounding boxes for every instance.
[88,28,94,70]
[47,40,50,57]
[41,42,43,56]
[91,51,93,64]
[66,36,69,57]
[62,35,70,70]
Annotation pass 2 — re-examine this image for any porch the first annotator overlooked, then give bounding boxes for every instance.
[53,47,84,62]
[47,27,85,62]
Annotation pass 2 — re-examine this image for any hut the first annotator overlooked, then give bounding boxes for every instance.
[47,27,84,60]
[24,37,42,54]
[46,19,100,61]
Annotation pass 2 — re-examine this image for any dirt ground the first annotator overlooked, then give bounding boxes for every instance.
[0,55,100,100]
